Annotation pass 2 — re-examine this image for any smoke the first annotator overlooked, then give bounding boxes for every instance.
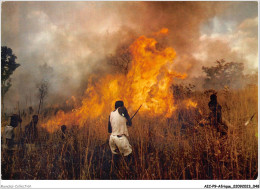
[1,1,257,110]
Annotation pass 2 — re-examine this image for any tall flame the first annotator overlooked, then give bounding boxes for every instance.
[42,29,187,132]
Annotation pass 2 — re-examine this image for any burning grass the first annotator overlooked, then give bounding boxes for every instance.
[1,29,258,180]
[41,30,188,132]
[1,86,258,180]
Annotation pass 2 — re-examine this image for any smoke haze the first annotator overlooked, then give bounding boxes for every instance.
[1,1,258,110]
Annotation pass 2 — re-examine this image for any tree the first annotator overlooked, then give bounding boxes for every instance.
[107,45,132,75]
[1,46,20,110]
[36,63,53,114]
[37,80,48,115]
[202,59,244,90]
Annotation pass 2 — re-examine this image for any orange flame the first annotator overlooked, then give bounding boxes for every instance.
[154,28,169,36]
[42,29,187,132]
[185,99,198,108]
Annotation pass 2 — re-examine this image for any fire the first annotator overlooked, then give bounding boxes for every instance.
[127,35,186,116]
[185,99,198,108]
[154,28,169,36]
[42,29,188,132]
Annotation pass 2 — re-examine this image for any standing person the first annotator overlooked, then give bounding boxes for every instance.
[24,115,39,143]
[5,114,22,149]
[2,114,21,179]
[208,94,228,136]
[108,100,132,157]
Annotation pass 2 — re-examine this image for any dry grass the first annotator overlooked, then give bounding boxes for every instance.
[1,86,258,180]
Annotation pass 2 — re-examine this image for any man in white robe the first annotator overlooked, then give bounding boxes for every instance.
[108,101,132,156]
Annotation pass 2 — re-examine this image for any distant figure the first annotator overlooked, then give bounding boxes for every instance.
[208,94,228,136]
[208,94,222,127]
[25,115,39,143]
[5,114,22,149]
[108,100,132,156]
[61,125,67,140]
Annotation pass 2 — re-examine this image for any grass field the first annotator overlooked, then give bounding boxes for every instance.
[1,85,258,180]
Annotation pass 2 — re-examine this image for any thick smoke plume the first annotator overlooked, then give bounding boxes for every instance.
[1,1,257,111]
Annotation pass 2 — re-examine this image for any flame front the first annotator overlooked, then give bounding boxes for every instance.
[42,29,187,132]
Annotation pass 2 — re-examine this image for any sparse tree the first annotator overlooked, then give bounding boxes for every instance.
[37,80,48,115]
[36,62,53,114]
[202,59,244,90]
[1,46,20,111]
[107,45,132,75]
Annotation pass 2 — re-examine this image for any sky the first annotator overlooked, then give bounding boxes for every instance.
[1,1,258,110]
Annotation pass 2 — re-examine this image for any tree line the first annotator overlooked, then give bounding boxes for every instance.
[1,46,256,115]
[1,46,48,115]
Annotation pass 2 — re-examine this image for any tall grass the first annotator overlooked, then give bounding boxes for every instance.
[1,86,258,180]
